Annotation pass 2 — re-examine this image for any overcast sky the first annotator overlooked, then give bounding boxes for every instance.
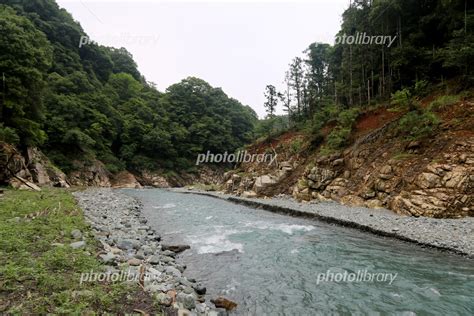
[58,0,348,117]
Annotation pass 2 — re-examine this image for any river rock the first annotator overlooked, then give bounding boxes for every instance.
[70,241,86,249]
[165,266,182,277]
[71,229,83,239]
[149,255,161,264]
[193,284,207,295]
[99,253,116,264]
[127,258,142,266]
[211,297,237,311]
[162,244,190,253]
[155,292,173,306]
[177,292,196,310]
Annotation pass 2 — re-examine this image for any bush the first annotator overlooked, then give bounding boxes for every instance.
[414,80,430,97]
[327,127,351,149]
[398,110,440,140]
[0,124,20,145]
[337,108,359,128]
[289,138,304,154]
[428,95,460,111]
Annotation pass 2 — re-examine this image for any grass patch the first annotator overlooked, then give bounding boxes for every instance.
[392,152,417,160]
[0,188,158,314]
[428,95,460,111]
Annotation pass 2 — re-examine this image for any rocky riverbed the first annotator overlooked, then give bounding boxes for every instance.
[73,188,232,316]
[174,188,474,258]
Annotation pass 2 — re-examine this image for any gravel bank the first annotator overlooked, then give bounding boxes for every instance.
[172,188,474,258]
[74,188,227,316]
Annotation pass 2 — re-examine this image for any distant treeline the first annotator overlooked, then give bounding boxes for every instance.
[0,0,257,173]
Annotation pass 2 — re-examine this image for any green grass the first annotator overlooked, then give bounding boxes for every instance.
[428,94,460,111]
[392,152,417,160]
[0,188,157,314]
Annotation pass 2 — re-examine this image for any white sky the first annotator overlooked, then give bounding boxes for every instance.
[57,0,348,117]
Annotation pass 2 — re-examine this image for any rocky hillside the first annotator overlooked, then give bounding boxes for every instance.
[0,143,224,190]
[221,98,474,218]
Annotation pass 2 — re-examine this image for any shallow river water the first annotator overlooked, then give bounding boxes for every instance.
[123,189,474,315]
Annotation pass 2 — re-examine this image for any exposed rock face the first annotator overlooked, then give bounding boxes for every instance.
[68,159,111,187]
[25,147,69,188]
[253,174,278,195]
[219,107,473,218]
[292,134,473,218]
[111,171,142,188]
[138,171,170,188]
[0,142,31,184]
[0,143,69,189]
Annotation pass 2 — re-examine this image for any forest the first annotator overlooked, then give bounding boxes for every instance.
[0,0,257,173]
[260,0,473,147]
[0,0,472,175]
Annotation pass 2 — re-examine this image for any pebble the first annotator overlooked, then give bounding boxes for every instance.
[70,241,86,249]
[73,189,218,315]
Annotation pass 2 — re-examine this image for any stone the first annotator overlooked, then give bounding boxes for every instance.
[176,292,196,310]
[155,292,173,306]
[365,199,383,209]
[71,229,83,240]
[306,167,335,190]
[253,175,277,194]
[117,239,134,250]
[111,170,142,188]
[160,255,175,263]
[70,241,86,249]
[162,244,190,253]
[192,284,207,295]
[99,253,116,263]
[332,158,344,167]
[127,258,142,266]
[241,191,257,198]
[417,173,441,189]
[340,195,365,207]
[211,297,237,311]
[162,250,176,257]
[149,255,161,264]
[165,266,182,277]
[195,303,207,314]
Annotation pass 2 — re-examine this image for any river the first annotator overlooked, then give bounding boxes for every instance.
[123,189,474,315]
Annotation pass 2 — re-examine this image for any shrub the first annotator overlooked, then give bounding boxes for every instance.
[414,80,430,97]
[327,127,351,149]
[0,124,20,145]
[337,108,359,128]
[289,138,304,154]
[398,110,440,140]
[428,95,460,111]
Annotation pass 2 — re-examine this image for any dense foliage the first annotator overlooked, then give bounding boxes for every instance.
[0,0,257,172]
[262,0,473,146]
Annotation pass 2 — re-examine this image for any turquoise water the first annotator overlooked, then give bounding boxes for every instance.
[123,189,474,315]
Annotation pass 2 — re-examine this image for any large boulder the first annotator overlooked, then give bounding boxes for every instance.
[253,175,277,194]
[138,170,170,188]
[0,142,31,184]
[68,159,111,187]
[111,171,142,188]
[25,147,69,188]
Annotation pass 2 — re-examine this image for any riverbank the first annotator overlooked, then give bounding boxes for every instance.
[73,188,227,315]
[0,188,157,314]
[172,188,474,258]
